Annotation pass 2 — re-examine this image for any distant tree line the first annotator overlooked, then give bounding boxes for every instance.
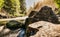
[0,0,26,16]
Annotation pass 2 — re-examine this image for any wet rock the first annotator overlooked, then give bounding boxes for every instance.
[6,20,22,30]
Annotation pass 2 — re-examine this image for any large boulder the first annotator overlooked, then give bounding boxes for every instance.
[29,21,60,37]
[27,6,58,24]
[24,6,59,37]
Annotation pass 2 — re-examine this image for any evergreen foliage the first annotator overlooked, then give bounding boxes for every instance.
[54,0,60,8]
[19,0,26,14]
[0,0,4,10]
[4,0,21,16]
[54,0,60,14]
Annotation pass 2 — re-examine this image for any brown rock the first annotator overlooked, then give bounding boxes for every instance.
[27,6,58,24]
[29,21,60,37]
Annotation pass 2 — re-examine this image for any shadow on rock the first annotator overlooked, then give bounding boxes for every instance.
[27,6,59,24]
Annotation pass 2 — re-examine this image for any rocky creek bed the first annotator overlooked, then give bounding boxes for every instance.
[0,21,60,37]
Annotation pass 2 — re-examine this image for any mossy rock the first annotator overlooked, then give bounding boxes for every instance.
[6,20,22,30]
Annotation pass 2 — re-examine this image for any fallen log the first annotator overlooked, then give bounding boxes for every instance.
[0,16,28,21]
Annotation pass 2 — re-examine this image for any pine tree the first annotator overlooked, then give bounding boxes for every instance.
[19,0,26,14]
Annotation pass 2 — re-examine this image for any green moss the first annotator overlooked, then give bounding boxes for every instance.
[6,20,23,30]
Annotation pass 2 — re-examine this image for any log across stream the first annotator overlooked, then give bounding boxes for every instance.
[0,16,28,21]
